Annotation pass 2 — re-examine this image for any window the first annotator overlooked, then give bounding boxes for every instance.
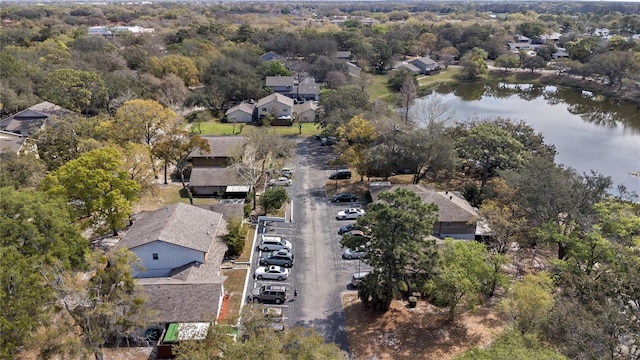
[152,253,159,260]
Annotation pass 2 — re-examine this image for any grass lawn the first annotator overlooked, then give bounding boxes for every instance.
[137,184,223,212]
[195,121,320,137]
[418,67,461,88]
[367,74,393,101]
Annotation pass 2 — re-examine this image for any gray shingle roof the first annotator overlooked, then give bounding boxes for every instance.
[224,103,255,116]
[0,101,73,136]
[188,167,243,187]
[188,136,245,159]
[369,184,477,223]
[119,203,226,253]
[256,93,295,108]
[265,76,294,87]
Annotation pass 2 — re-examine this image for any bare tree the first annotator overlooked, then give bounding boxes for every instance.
[398,77,417,124]
[409,95,456,128]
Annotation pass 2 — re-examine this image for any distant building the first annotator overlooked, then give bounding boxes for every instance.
[88,25,154,36]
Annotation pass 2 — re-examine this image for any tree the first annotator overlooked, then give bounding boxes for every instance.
[152,129,210,203]
[42,147,141,236]
[455,330,567,360]
[588,51,640,87]
[120,142,156,194]
[224,217,247,258]
[459,47,488,81]
[41,248,149,360]
[0,150,46,189]
[565,37,602,62]
[478,179,527,254]
[397,76,417,124]
[438,46,460,69]
[39,68,108,114]
[156,73,189,111]
[0,187,89,358]
[343,188,439,311]
[336,115,378,181]
[516,22,546,39]
[498,272,555,335]
[259,186,289,215]
[522,55,546,72]
[424,239,496,321]
[261,60,292,77]
[110,99,177,146]
[317,85,370,132]
[147,54,200,86]
[455,122,528,193]
[494,54,520,71]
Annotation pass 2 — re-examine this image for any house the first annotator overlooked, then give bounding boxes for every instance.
[334,50,352,60]
[296,78,320,101]
[393,61,422,74]
[189,167,245,196]
[225,103,255,123]
[409,56,440,74]
[515,35,531,43]
[0,131,29,154]
[118,203,228,278]
[551,47,570,60]
[369,184,479,240]
[0,101,72,136]
[260,51,283,62]
[188,136,245,167]
[88,25,154,36]
[256,93,294,123]
[265,76,295,94]
[293,101,320,123]
[347,62,362,77]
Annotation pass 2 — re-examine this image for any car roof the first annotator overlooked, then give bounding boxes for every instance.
[346,230,365,236]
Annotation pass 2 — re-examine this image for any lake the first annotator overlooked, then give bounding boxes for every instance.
[416,82,640,195]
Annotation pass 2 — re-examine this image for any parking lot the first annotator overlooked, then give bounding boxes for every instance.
[241,138,371,351]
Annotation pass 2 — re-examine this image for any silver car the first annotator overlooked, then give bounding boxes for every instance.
[342,246,367,260]
[254,265,290,281]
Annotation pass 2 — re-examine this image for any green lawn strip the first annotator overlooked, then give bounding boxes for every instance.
[417,67,461,88]
[367,74,394,101]
[194,121,319,137]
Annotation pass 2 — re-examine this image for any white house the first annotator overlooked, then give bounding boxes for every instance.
[88,26,154,36]
[225,102,255,123]
[118,203,228,278]
[293,101,320,123]
[256,93,294,122]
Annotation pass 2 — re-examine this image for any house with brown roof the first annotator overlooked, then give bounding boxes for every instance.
[369,184,479,240]
[118,203,228,278]
[188,136,245,167]
[0,101,73,136]
[189,166,245,196]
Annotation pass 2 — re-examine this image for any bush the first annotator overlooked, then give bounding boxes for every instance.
[223,217,246,258]
[259,187,289,214]
[243,203,251,218]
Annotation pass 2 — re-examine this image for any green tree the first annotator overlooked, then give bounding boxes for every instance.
[498,272,555,335]
[459,47,488,81]
[147,54,200,86]
[261,60,292,77]
[494,54,520,71]
[39,68,108,114]
[259,186,289,215]
[522,55,546,72]
[317,85,370,132]
[425,239,496,321]
[587,51,640,87]
[42,147,141,236]
[455,330,567,360]
[566,37,602,62]
[516,22,546,39]
[0,150,46,189]
[0,187,89,358]
[344,188,438,311]
[224,217,247,257]
[455,122,528,193]
[42,248,149,360]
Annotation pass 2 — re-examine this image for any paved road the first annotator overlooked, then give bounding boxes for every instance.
[287,138,370,353]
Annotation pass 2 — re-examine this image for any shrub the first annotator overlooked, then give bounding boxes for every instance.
[223,217,246,258]
[259,187,289,214]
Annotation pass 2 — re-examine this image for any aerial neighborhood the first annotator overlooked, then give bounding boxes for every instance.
[2,1,640,360]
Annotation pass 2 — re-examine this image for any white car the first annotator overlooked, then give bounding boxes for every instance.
[254,265,290,281]
[336,208,365,220]
[342,246,368,260]
[268,177,292,186]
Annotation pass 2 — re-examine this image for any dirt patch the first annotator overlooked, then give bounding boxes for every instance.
[343,293,504,360]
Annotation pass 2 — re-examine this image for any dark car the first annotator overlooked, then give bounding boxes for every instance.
[332,192,358,202]
[329,169,352,180]
[321,136,337,146]
[338,223,358,235]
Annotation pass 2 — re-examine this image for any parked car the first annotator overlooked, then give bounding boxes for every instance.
[254,265,290,280]
[281,167,293,178]
[351,271,370,287]
[342,230,370,240]
[329,169,352,179]
[336,208,365,220]
[258,236,292,252]
[342,246,367,260]
[338,223,358,235]
[332,192,358,202]
[321,136,337,146]
[259,250,295,268]
[249,285,287,304]
[268,177,292,186]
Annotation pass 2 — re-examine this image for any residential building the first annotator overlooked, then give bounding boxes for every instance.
[88,25,154,36]
[189,167,244,196]
[369,184,479,240]
[293,101,320,123]
[0,101,72,136]
[256,93,294,123]
[224,103,255,123]
[409,56,440,74]
[188,136,245,167]
[265,76,295,93]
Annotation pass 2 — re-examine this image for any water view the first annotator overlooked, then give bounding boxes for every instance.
[417,82,640,195]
